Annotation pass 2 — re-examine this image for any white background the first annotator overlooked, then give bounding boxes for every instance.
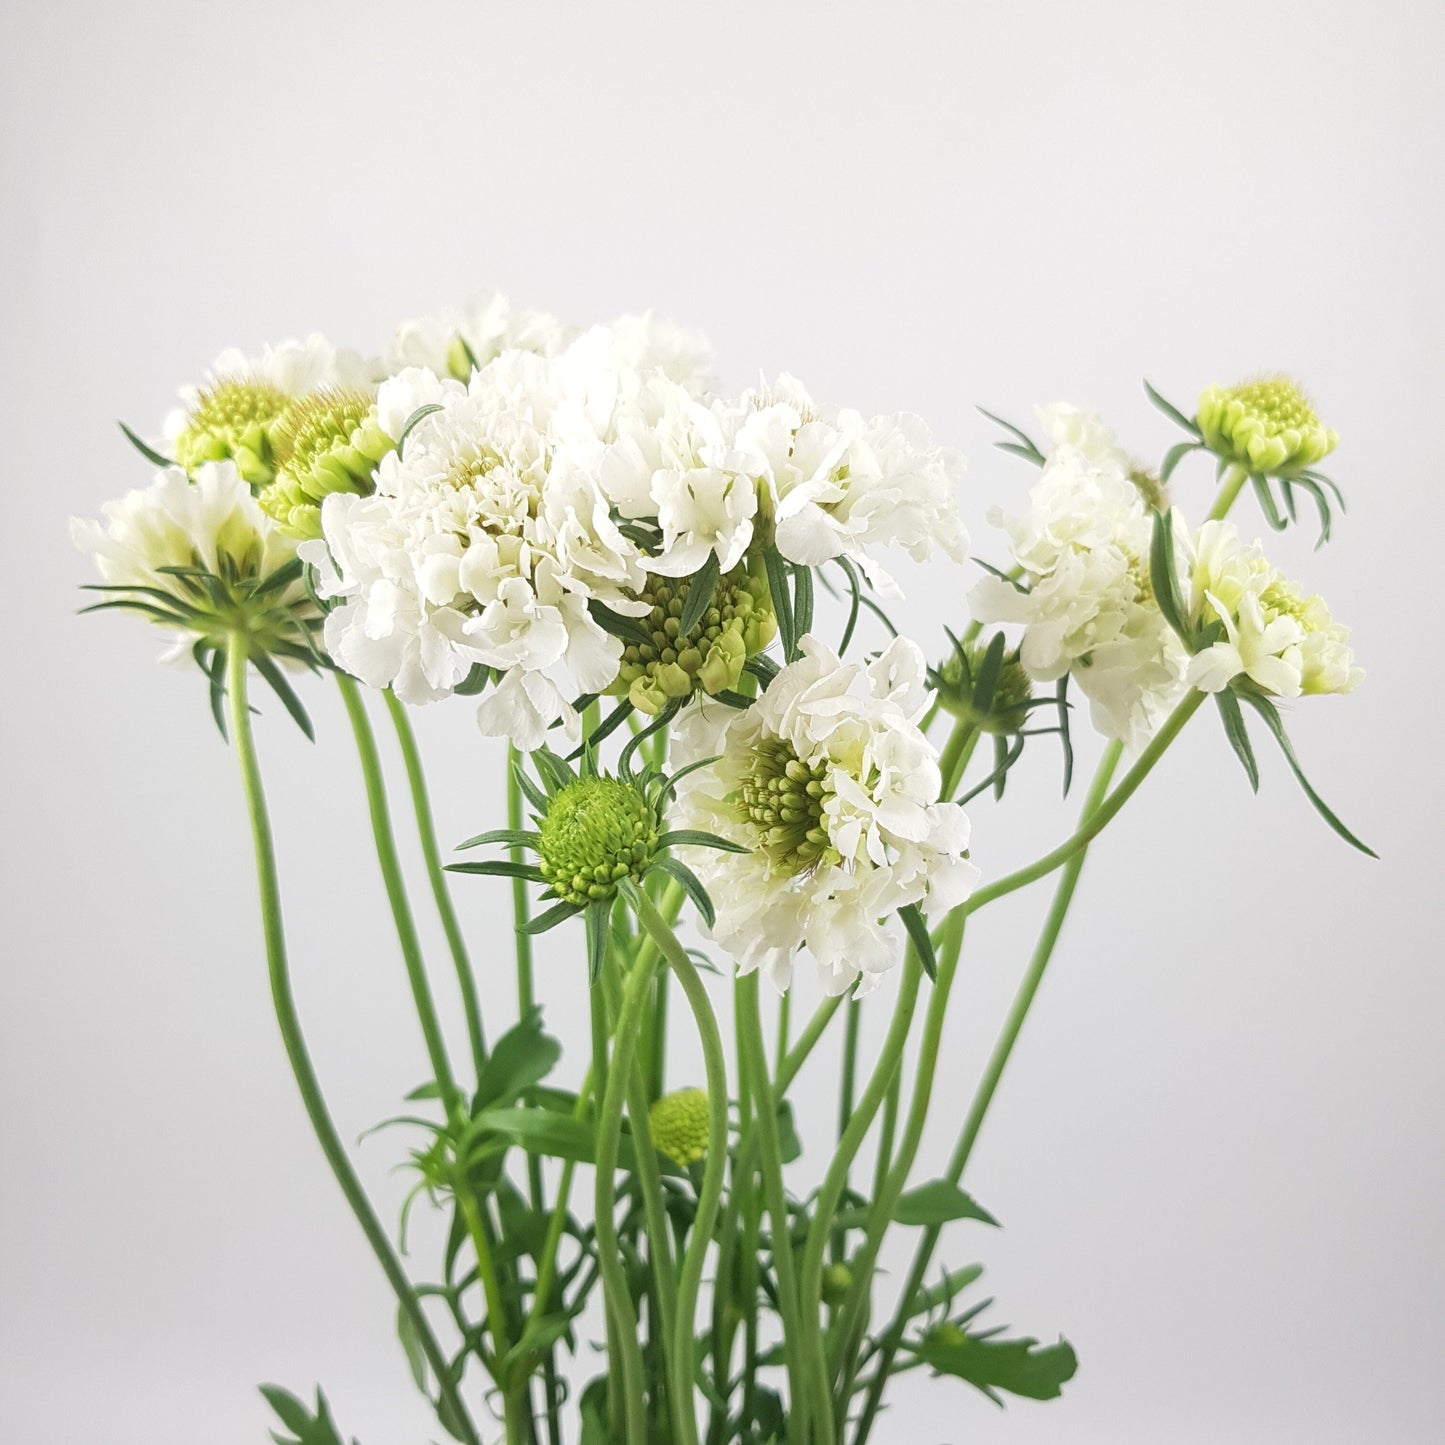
[3,2,1443,1441]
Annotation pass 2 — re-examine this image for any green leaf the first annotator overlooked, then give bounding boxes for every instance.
[575,697,635,758]
[1143,379,1201,437]
[453,663,490,696]
[976,406,1045,464]
[895,1179,1000,1228]
[956,734,1025,807]
[909,1326,1078,1404]
[775,1099,803,1164]
[764,549,797,662]
[531,747,575,795]
[517,900,583,935]
[905,1264,984,1320]
[971,633,1007,716]
[677,551,720,639]
[588,599,654,650]
[1252,474,1287,530]
[252,653,316,742]
[899,903,937,983]
[1055,677,1073,796]
[1215,690,1259,793]
[1237,692,1377,857]
[475,1009,563,1109]
[792,561,815,640]
[835,555,864,653]
[653,855,716,929]
[656,828,751,854]
[444,859,545,882]
[118,420,175,468]
[395,403,443,462]
[396,1303,428,1391]
[258,1385,351,1445]
[1160,439,1203,484]
[585,901,608,986]
[454,827,541,852]
[464,1105,676,1175]
[1148,507,1190,644]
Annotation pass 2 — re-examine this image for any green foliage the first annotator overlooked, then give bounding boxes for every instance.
[906,1324,1078,1404]
[258,1385,358,1445]
[894,1180,999,1229]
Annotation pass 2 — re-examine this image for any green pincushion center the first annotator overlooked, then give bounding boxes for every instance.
[737,735,833,876]
[174,378,291,484]
[537,777,660,906]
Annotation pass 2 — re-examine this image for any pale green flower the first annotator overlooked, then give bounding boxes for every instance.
[1197,376,1337,477]
[648,1088,710,1166]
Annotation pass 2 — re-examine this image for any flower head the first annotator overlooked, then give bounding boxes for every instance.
[673,635,978,996]
[610,565,776,715]
[1183,519,1362,697]
[387,292,576,379]
[537,775,662,906]
[1197,376,1337,478]
[933,635,1035,735]
[260,388,395,539]
[648,1088,710,1165]
[969,407,1186,749]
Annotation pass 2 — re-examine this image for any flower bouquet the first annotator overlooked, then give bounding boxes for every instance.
[74,293,1369,1445]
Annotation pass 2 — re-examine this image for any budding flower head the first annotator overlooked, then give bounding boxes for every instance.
[649,1088,709,1165]
[172,377,291,488]
[1197,376,1337,478]
[260,389,395,540]
[933,632,1035,735]
[611,564,776,716]
[537,775,662,906]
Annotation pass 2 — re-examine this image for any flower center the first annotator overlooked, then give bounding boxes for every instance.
[614,566,775,715]
[537,777,660,906]
[737,735,833,876]
[173,377,291,485]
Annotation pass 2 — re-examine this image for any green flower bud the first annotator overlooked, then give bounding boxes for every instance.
[611,564,777,716]
[260,388,394,539]
[172,377,291,488]
[536,776,662,907]
[1197,376,1337,478]
[822,1262,853,1306]
[935,637,1034,734]
[648,1087,710,1166]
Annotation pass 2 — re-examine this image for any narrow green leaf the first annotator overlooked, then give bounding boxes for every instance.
[517,900,584,935]
[1215,690,1259,793]
[1252,474,1288,530]
[764,549,796,662]
[453,663,490,696]
[976,406,1045,462]
[118,420,174,468]
[530,747,575,795]
[512,758,549,814]
[397,1304,428,1391]
[1055,677,1073,797]
[677,551,720,639]
[905,1264,985,1320]
[475,1009,562,1108]
[957,734,1025,807]
[656,828,751,854]
[743,653,780,688]
[585,902,607,985]
[1143,379,1202,436]
[443,859,545,881]
[895,1179,1000,1228]
[994,440,1047,465]
[899,903,937,982]
[971,633,1007,716]
[1160,439,1202,483]
[792,561,815,640]
[455,827,541,852]
[835,555,864,654]
[574,697,635,759]
[1237,692,1377,857]
[588,599,654,650]
[252,653,316,742]
[653,856,716,929]
[908,1328,1078,1403]
[616,698,676,776]
[395,403,443,461]
[1148,507,1190,644]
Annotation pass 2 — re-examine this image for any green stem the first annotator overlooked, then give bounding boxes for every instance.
[937,717,979,802]
[593,943,655,1444]
[1207,462,1250,521]
[225,643,481,1445]
[958,692,1205,922]
[834,1000,862,1268]
[800,956,924,1445]
[851,744,1124,1445]
[632,888,729,1445]
[335,675,459,1108]
[738,972,810,1441]
[774,989,791,1076]
[384,692,487,1080]
[455,1183,524,1445]
[834,912,967,1393]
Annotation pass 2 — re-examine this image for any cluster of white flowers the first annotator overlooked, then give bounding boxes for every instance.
[1183,520,1363,697]
[969,404,1186,750]
[309,326,968,746]
[673,636,979,996]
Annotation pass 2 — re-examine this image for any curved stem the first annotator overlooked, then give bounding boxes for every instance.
[958,692,1205,922]
[800,956,924,1445]
[632,887,729,1445]
[385,692,486,1081]
[834,1001,862,1268]
[1207,462,1250,521]
[851,743,1124,1445]
[225,642,481,1445]
[737,972,810,1441]
[593,943,656,1444]
[335,675,458,1108]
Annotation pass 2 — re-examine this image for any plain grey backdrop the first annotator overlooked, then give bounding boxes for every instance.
[3,1,1443,1441]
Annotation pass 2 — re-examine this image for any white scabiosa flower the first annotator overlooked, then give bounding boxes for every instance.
[672,636,979,997]
[71,461,310,658]
[727,375,968,593]
[969,407,1185,749]
[1182,520,1362,697]
[386,292,576,380]
[602,310,714,391]
[308,351,649,746]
